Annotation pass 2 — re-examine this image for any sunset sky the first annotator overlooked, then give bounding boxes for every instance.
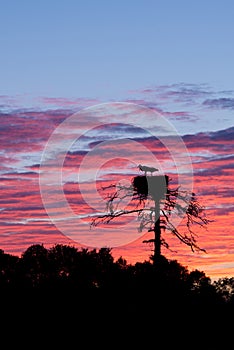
[1,0,234,280]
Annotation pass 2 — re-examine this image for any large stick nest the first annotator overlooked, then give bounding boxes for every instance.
[132,175,169,201]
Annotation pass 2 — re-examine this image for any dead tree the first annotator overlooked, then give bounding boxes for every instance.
[91,171,210,263]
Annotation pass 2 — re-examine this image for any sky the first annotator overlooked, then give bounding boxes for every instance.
[0,0,234,280]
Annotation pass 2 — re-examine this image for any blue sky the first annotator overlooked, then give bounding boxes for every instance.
[1,0,234,100]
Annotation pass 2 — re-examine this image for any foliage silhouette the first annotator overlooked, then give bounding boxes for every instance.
[0,243,233,313]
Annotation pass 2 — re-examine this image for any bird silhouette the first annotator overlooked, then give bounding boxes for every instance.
[138,164,159,176]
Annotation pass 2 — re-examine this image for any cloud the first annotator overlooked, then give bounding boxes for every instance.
[133,82,214,104]
[203,98,234,110]
[128,84,234,135]
[183,126,234,153]
[39,96,100,109]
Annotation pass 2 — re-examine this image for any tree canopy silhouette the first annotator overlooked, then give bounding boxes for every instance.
[0,243,232,308]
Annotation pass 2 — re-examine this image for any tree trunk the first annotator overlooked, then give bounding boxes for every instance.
[153,200,161,263]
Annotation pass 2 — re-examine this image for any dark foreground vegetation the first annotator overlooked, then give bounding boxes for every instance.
[1,243,234,344]
[1,243,233,309]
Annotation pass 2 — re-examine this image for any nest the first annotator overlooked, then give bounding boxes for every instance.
[133,175,169,201]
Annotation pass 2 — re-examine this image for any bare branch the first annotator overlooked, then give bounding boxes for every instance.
[91,174,210,256]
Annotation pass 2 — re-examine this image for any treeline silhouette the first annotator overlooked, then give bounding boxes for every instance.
[1,243,234,344]
[1,243,233,311]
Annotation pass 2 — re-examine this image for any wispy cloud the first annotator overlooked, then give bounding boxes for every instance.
[128,83,234,134]
[203,98,234,110]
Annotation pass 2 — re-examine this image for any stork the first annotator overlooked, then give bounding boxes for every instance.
[138,164,159,176]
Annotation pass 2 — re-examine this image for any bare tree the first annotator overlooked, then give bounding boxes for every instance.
[91,170,210,263]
